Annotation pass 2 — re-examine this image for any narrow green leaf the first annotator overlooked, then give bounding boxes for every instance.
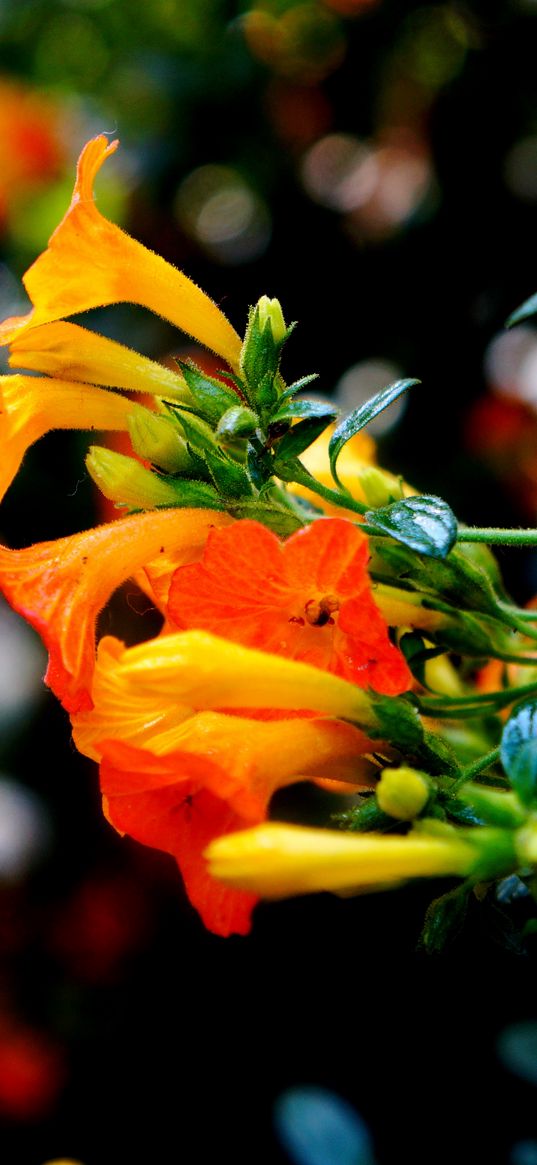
[275,415,335,461]
[277,374,319,406]
[364,495,458,559]
[328,378,419,487]
[501,700,537,805]
[203,447,253,500]
[270,399,338,426]
[177,360,240,423]
[507,292,537,328]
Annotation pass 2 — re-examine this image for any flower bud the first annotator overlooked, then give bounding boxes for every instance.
[128,404,193,473]
[86,446,182,509]
[376,766,430,820]
[257,295,287,343]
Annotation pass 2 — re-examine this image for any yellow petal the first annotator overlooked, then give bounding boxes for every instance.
[1,136,242,370]
[73,636,372,786]
[9,321,192,402]
[205,822,476,898]
[0,373,134,501]
[96,629,379,726]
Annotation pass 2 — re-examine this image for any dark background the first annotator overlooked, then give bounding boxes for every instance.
[1,2,537,1161]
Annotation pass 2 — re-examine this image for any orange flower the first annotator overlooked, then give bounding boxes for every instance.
[67,629,377,933]
[96,703,373,936]
[167,517,412,694]
[0,373,135,502]
[0,509,231,712]
[99,741,259,936]
[0,136,242,371]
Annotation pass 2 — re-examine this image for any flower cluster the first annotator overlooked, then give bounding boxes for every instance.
[3,135,537,945]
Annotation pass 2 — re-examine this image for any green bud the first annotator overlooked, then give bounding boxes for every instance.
[358,467,403,509]
[217,404,259,441]
[377,766,430,820]
[86,446,182,509]
[128,405,194,473]
[257,295,287,344]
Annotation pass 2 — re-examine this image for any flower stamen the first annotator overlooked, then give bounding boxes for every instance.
[304,594,340,627]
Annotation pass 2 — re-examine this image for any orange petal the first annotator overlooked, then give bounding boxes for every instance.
[167,518,412,693]
[0,508,231,713]
[100,740,258,936]
[1,136,242,370]
[0,373,135,501]
[9,321,191,401]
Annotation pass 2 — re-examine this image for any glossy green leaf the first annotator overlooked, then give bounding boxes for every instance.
[328,378,419,487]
[274,415,335,461]
[270,399,337,426]
[364,495,458,559]
[501,700,537,805]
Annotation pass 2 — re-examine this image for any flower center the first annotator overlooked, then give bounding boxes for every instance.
[304,594,340,627]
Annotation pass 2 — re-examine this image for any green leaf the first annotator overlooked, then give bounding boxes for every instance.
[270,399,338,426]
[172,408,217,452]
[418,884,471,954]
[501,700,537,805]
[364,495,458,559]
[328,378,419,487]
[247,437,273,490]
[203,447,253,499]
[177,360,240,423]
[274,415,335,461]
[507,292,537,328]
[277,374,319,406]
[167,477,224,509]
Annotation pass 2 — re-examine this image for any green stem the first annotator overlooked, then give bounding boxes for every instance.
[278,462,368,516]
[448,746,502,796]
[457,527,537,546]
[417,679,537,718]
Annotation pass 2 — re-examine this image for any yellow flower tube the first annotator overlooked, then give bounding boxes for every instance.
[205,822,477,898]
[99,629,382,727]
[9,321,192,402]
[0,136,242,371]
[0,373,135,501]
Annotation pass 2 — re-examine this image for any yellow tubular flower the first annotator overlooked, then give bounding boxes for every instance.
[8,321,193,402]
[0,136,242,371]
[90,630,381,727]
[0,373,135,501]
[72,635,371,773]
[205,823,477,898]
